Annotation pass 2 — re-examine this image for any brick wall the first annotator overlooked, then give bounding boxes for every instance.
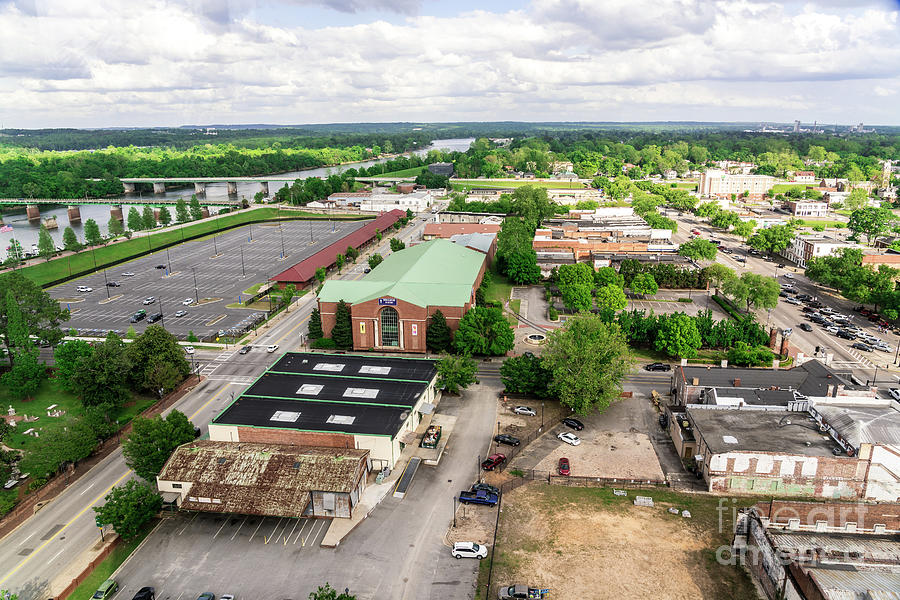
[754,499,900,532]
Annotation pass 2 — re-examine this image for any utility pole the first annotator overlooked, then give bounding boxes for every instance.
[192,267,199,303]
[102,269,110,299]
[240,245,246,278]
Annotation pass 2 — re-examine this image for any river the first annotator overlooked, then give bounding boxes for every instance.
[0,137,474,251]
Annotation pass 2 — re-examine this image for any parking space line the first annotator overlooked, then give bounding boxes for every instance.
[177,512,200,535]
[249,517,264,542]
[312,519,328,545]
[284,518,300,546]
[264,517,283,544]
[230,516,247,540]
[213,515,230,539]
[293,519,310,545]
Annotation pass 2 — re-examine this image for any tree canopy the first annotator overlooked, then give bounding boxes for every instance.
[453,307,515,356]
[93,480,162,541]
[122,410,196,481]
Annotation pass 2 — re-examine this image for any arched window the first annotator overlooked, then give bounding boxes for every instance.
[380,307,399,347]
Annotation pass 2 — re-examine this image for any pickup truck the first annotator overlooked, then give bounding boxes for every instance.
[497,585,550,599]
[458,490,499,506]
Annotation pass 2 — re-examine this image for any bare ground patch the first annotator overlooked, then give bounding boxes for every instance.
[530,430,665,480]
[482,484,759,600]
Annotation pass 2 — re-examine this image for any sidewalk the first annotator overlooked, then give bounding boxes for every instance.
[320,462,403,548]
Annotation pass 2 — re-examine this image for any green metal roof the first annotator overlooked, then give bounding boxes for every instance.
[318,239,484,308]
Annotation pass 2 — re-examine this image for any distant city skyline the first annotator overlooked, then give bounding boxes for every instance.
[1,0,899,128]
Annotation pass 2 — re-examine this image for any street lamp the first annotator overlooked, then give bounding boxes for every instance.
[541,402,544,430]
[158,298,165,328]
[166,247,172,273]
[102,269,110,299]
[240,245,246,278]
[192,267,199,303]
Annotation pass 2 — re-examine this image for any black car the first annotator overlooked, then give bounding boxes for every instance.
[796,294,813,301]
[799,323,813,332]
[132,587,155,600]
[562,417,584,431]
[106,281,121,287]
[836,329,857,340]
[801,307,816,314]
[494,434,521,447]
[130,310,147,323]
[155,264,166,269]
[851,342,873,352]
[644,362,671,372]
[363,268,371,273]
[147,313,163,323]
[472,483,500,496]
[238,345,252,354]
[734,257,747,263]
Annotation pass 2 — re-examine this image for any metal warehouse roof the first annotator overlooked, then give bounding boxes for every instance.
[271,210,403,284]
[814,404,900,447]
[807,566,900,600]
[317,238,485,308]
[158,441,368,518]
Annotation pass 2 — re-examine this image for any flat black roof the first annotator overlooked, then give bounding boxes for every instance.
[270,352,437,383]
[243,372,426,408]
[213,396,409,437]
[711,388,797,406]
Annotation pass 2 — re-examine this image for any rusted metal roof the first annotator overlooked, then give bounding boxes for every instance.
[158,441,368,518]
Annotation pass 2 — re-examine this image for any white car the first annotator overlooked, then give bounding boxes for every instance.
[782,328,793,337]
[184,346,195,355]
[783,273,794,279]
[122,272,135,277]
[825,326,839,335]
[785,297,801,305]
[76,285,92,292]
[557,432,581,446]
[267,344,279,353]
[220,596,235,600]
[451,542,487,560]
[889,388,900,401]
[874,343,892,352]
[182,298,194,306]
[513,406,536,416]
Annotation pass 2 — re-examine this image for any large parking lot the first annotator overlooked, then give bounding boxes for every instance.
[53,219,365,339]
[627,290,730,318]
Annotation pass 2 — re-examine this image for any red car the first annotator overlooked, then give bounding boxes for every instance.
[481,453,506,471]
[557,457,570,476]
[860,309,872,317]
[691,229,701,236]
[868,314,881,322]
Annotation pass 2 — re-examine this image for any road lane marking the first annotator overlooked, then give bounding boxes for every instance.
[188,384,232,421]
[213,515,230,539]
[293,519,310,545]
[249,518,264,542]
[78,482,96,496]
[264,517,282,544]
[230,516,247,541]
[284,519,300,546]
[177,511,200,536]
[0,469,131,586]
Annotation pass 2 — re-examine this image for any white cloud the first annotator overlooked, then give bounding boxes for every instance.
[0,0,897,127]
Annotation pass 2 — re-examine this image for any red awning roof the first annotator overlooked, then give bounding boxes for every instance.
[270,210,404,284]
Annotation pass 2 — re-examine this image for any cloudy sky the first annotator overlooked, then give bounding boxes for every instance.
[1,0,899,128]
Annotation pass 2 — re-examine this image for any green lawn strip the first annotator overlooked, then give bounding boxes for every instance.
[371,166,427,178]
[771,183,811,193]
[670,182,698,190]
[451,180,588,190]
[20,207,361,287]
[629,345,724,365]
[482,485,758,600]
[509,299,521,315]
[242,282,264,295]
[483,270,513,305]
[68,522,157,600]
[795,219,846,228]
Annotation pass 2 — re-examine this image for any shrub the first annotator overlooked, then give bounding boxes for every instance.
[548,306,559,320]
[311,337,337,349]
[677,298,693,303]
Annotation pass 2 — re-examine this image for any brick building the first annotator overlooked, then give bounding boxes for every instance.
[699,169,775,200]
[208,352,439,470]
[317,239,487,353]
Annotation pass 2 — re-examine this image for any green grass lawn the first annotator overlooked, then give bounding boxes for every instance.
[795,219,846,228]
[630,346,725,365]
[509,299,521,316]
[670,182,698,190]
[370,165,426,178]
[772,183,811,193]
[242,282,265,295]
[15,207,361,288]
[483,270,513,304]
[69,522,157,600]
[452,180,588,190]
[1,378,155,452]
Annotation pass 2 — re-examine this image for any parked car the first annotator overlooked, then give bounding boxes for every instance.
[131,587,155,600]
[513,406,536,416]
[734,256,747,263]
[458,489,499,506]
[106,281,121,287]
[76,285,93,292]
[146,313,162,323]
[860,308,872,316]
[557,457,570,476]
[853,306,865,312]
[825,326,839,335]
[142,296,156,305]
[785,297,801,305]
[452,541,488,559]
[220,596,234,600]
[796,294,813,301]
[130,310,147,323]
[691,229,700,235]
[875,343,892,352]
[557,432,581,446]
[851,342,873,352]
[174,310,187,318]
[889,389,900,401]
[363,268,371,273]
[472,483,500,496]
[799,323,812,332]
[196,595,214,600]
[481,453,506,471]
[155,264,166,270]
[184,346,195,355]
[182,298,195,306]
[498,585,548,600]
[644,362,671,372]
[92,579,119,600]
[238,345,252,354]
[494,434,521,447]
[783,273,794,279]
[836,329,857,340]
[562,417,584,431]
[122,271,135,277]
[267,344,279,353]
[782,328,793,336]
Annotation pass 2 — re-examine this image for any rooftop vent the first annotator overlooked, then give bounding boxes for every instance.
[326,415,356,425]
[297,384,324,396]
[360,365,391,375]
[723,435,739,444]
[270,410,301,422]
[292,461,301,469]
[314,362,345,372]
[344,387,378,399]
[217,458,227,464]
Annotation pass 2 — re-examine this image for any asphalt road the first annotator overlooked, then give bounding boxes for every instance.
[52,218,366,339]
[0,214,435,600]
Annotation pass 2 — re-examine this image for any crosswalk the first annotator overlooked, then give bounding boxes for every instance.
[206,374,255,384]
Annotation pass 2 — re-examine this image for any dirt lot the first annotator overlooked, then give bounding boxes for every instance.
[482,484,759,600]
[529,430,665,480]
